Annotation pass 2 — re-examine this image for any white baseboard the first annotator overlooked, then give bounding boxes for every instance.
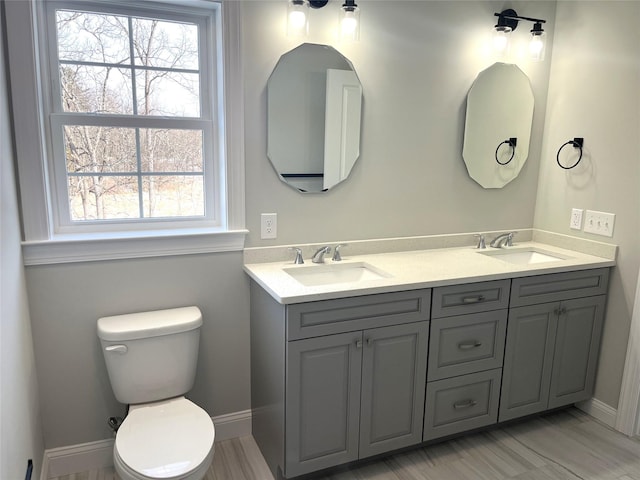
[576,397,617,428]
[41,409,252,479]
[42,438,115,480]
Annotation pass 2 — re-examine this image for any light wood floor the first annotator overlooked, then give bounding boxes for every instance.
[51,408,640,480]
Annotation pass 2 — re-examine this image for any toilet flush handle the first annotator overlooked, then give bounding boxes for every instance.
[105,345,128,354]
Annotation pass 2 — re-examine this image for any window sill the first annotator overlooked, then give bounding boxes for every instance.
[22,229,248,266]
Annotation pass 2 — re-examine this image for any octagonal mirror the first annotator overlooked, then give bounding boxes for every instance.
[267,43,363,193]
[463,63,534,189]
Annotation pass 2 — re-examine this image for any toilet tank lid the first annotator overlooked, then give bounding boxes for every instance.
[97,306,202,341]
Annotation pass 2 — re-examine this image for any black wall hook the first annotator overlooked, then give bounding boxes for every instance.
[556,137,584,169]
[495,137,517,165]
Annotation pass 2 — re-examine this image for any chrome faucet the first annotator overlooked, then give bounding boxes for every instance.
[474,234,486,249]
[311,246,331,263]
[332,244,348,262]
[489,232,516,248]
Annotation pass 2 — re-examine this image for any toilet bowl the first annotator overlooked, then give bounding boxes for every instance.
[113,397,215,480]
[98,307,215,480]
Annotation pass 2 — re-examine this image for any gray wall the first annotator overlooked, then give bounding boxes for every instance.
[243,0,555,246]
[12,0,638,452]
[533,1,640,408]
[0,2,45,477]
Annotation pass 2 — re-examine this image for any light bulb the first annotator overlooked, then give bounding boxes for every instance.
[287,0,308,37]
[289,10,306,30]
[529,24,546,61]
[341,12,358,36]
[339,3,360,41]
[492,26,512,56]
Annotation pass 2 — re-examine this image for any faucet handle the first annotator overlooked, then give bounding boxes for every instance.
[474,234,486,249]
[288,247,304,264]
[332,244,348,261]
[506,231,517,247]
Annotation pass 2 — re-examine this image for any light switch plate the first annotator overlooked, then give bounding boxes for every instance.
[584,210,615,237]
[570,208,583,230]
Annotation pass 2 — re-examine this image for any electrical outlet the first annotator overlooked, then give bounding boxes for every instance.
[570,208,583,230]
[583,210,615,237]
[261,213,277,239]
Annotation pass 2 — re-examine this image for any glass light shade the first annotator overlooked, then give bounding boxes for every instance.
[529,31,546,62]
[492,26,512,57]
[339,6,360,41]
[287,0,309,37]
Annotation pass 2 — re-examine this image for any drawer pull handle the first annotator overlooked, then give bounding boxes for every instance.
[462,295,485,304]
[458,341,482,350]
[453,399,477,409]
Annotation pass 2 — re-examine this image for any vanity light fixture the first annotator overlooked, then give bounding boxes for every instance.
[286,0,329,37]
[339,0,360,41]
[493,9,547,61]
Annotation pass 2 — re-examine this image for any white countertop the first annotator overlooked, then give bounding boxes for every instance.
[243,241,616,304]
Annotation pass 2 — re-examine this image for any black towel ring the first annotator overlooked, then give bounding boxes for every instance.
[556,138,584,170]
[495,137,517,165]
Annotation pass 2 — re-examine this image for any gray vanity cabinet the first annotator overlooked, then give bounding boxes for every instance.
[499,269,609,422]
[285,321,429,477]
[250,282,431,479]
[423,280,509,441]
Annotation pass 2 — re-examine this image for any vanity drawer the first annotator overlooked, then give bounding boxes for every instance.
[510,268,609,307]
[286,289,431,340]
[427,310,507,381]
[423,369,501,442]
[431,280,510,318]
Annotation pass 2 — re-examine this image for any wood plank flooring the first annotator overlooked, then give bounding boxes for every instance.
[51,408,640,480]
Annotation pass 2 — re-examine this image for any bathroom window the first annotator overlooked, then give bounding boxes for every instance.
[47,2,218,229]
[5,0,245,263]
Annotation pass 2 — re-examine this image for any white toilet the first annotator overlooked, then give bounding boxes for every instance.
[98,306,215,480]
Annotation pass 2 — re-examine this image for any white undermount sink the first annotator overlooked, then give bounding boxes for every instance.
[284,262,392,287]
[479,247,569,265]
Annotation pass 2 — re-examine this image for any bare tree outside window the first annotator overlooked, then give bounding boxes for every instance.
[55,9,205,221]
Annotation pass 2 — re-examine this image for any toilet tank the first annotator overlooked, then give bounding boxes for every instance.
[98,306,202,405]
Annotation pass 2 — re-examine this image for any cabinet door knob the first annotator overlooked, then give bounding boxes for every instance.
[366,338,372,347]
[453,399,477,409]
[458,341,482,350]
[355,339,363,349]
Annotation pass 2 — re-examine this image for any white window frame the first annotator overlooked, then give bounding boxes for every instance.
[5,0,246,265]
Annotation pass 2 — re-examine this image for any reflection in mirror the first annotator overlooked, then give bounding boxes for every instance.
[267,43,363,193]
[463,63,534,189]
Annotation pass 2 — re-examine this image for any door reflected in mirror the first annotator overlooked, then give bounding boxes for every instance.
[267,43,363,193]
[463,63,534,189]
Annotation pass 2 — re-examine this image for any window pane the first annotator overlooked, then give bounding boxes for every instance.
[68,175,140,221]
[139,129,203,172]
[63,126,137,173]
[132,18,199,70]
[61,65,133,114]
[56,10,130,64]
[142,176,204,218]
[135,71,200,116]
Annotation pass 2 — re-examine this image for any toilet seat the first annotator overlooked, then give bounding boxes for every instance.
[114,397,215,480]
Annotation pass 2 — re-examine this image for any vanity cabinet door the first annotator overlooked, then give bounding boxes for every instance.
[500,295,607,423]
[499,303,557,422]
[285,332,362,478]
[359,322,429,459]
[548,295,606,409]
